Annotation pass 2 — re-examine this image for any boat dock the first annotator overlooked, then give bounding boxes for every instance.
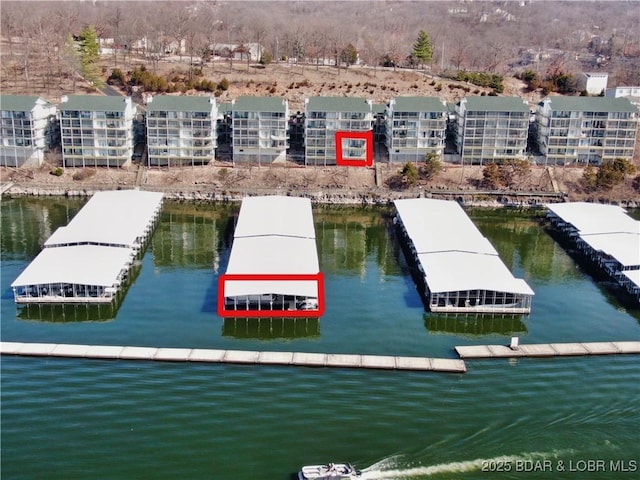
[220,195,323,317]
[455,341,640,359]
[394,198,534,314]
[545,202,640,304]
[10,190,163,305]
[0,342,467,373]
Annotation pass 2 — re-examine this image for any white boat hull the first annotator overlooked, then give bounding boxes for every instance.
[298,463,360,480]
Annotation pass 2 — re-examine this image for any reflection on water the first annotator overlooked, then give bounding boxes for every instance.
[17,302,118,323]
[151,202,236,272]
[0,197,86,260]
[314,206,401,277]
[222,317,320,339]
[424,313,528,336]
[468,207,581,284]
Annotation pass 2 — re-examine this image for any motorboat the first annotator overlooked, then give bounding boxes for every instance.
[297,298,319,311]
[298,463,361,480]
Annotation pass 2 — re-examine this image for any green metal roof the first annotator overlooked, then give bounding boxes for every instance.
[372,103,387,114]
[61,95,131,112]
[0,95,49,111]
[391,96,447,112]
[462,96,529,112]
[306,96,371,113]
[147,95,215,112]
[542,95,638,113]
[233,96,287,112]
[218,102,232,115]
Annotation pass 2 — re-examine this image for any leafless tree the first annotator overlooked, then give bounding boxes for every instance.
[198,3,223,73]
[449,40,470,70]
[109,6,124,67]
[165,4,193,62]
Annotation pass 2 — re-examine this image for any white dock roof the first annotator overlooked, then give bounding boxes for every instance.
[11,245,135,288]
[395,198,534,296]
[580,232,640,268]
[224,196,320,298]
[233,195,316,239]
[44,190,164,248]
[418,251,535,295]
[394,198,497,254]
[546,202,639,235]
[623,270,640,289]
[226,236,320,275]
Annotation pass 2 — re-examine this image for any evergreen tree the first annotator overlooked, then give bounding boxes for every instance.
[340,43,358,67]
[401,162,419,185]
[420,152,443,180]
[595,158,635,190]
[78,25,102,87]
[412,30,433,67]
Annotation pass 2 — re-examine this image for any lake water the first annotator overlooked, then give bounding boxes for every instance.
[1,197,639,479]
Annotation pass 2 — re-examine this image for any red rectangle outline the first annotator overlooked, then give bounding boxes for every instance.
[218,272,325,318]
[335,130,373,167]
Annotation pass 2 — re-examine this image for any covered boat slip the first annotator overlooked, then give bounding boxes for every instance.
[44,190,164,251]
[220,196,322,315]
[11,190,164,304]
[545,202,638,237]
[11,245,135,303]
[394,198,534,314]
[546,202,640,303]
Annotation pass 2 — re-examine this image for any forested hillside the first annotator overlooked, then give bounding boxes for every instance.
[2,0,639,94]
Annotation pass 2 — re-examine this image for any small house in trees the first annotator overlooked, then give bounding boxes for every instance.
[576,72,608,96]
[0,95,58,167]
[59,95,136,168]
[536,96,638,166]
[385,96,447,162]
[454,96,529,165]
[231,96,289,164]
[146,95,217,167]
[213,43,264,62]
[304,97,373,166]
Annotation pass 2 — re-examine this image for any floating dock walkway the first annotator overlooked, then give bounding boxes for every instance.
[0,342,466,373]
[455,341,640,359]
[4,341,637,372]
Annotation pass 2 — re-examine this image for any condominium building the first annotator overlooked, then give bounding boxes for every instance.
[385,96,447,162]
[146,95,217,167]
[605,86,640,100]
[0,95,57,167]
[304,97,373,166]
[455,96,530,165]
[59,95,135,168]
[536,96,638,165]
[231,96,288,164]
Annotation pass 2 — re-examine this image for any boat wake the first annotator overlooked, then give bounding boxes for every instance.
[359,450,573,479]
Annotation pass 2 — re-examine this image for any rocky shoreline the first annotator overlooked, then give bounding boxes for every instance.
[6,180,629,209]
[4,162,639,208]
